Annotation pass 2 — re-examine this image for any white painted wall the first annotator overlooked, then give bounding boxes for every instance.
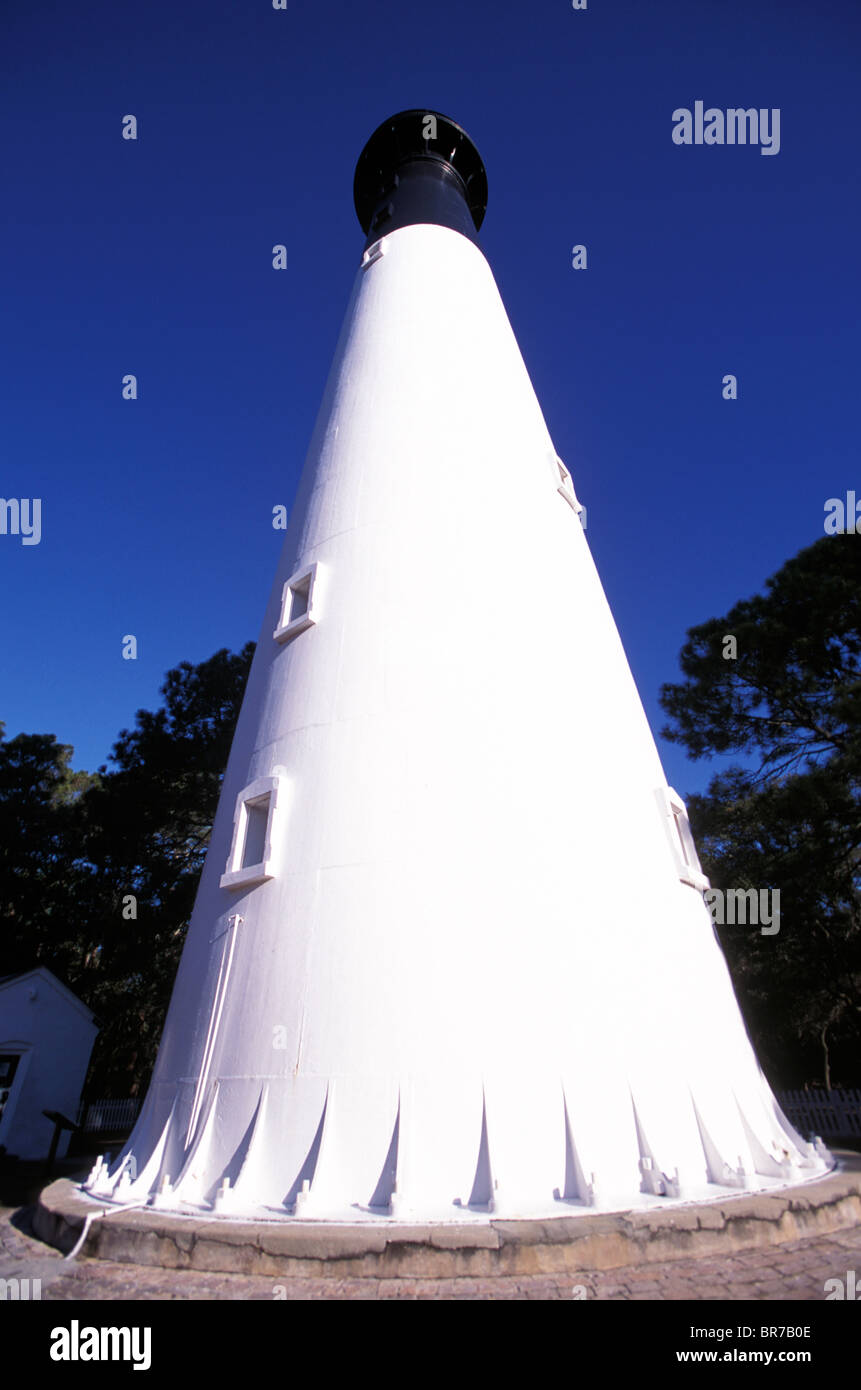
[0,970,98,1161]
[96,221,830,1219]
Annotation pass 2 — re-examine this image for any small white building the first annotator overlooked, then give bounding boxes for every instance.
[0,968,98,1161]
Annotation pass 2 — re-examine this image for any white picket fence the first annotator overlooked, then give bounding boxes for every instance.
[777,1088,861,1140]
[77,1098,141,1134]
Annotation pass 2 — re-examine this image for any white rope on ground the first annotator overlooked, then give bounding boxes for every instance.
[65,1201,150,1261]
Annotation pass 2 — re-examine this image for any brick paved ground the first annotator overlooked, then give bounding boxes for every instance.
[2,1204,860,1299]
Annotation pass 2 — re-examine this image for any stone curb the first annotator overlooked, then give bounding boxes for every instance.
[33,1153,861,1279]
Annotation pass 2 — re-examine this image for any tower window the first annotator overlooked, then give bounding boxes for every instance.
[551,454,585,523]
[274,563,319,644]
[241,796,270,869]
[362,237,388,269]
[220,774,285,891]
[287,577,310,622]
[658,787,710,891]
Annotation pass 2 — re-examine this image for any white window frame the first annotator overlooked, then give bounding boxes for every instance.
[550,453,585,523]
[361,237,388,270]
[0,1044,32,1149]
[273,562,319,644]
[219,773,285,891]
[658,786,710,891]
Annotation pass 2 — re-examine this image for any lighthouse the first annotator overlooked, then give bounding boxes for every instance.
[87,111,831,1221]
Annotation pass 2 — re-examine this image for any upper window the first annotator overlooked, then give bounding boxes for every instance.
[241,796,269,869]
[552,454,585,523]
[362,237,388,270]
[219,774,285,891]
[659,787,710,891]
[274,562,319,644]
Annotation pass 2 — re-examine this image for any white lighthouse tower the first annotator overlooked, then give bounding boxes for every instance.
[89,111,830,1221]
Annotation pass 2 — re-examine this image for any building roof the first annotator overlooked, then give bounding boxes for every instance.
[0,967,98,1027]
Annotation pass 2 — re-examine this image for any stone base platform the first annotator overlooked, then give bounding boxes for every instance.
[34,1153,861,1280]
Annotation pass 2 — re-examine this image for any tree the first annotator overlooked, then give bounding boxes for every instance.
[0,727,96,979]
[76,643,255,1094]
[0,643,254,1097]
[659,536,861,1088]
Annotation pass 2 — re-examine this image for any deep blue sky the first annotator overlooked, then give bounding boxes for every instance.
[2,0,858,799]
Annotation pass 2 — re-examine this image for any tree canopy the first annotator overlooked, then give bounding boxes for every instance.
[659,535,860,1088]
[0,643,254,1095]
